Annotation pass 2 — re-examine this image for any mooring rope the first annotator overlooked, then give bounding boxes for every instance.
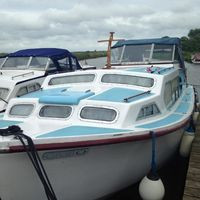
[0,125,58,200]
[149,131,158,179]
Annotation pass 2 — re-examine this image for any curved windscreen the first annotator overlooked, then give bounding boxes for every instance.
[111,44,174,64]
[2,57,30,69]
[1,57,48,70]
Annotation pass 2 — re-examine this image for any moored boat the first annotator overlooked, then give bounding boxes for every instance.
[0,37,195,200]
[0,48,82,112]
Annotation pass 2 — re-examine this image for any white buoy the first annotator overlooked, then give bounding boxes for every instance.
[139,173,165,200]
[139,131,165,200]
[179,130,195,157]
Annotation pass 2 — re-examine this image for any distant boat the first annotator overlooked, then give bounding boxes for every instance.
[0,48,83,112]
[0,37,195,200]
[191,52,200,64]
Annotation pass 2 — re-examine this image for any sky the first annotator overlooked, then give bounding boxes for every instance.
[0,0,199,53]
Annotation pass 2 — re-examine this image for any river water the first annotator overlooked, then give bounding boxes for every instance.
[186,62,200,100]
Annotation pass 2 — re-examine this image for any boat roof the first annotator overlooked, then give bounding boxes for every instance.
[112,37,181,48]
[6,48,82,70]
[7,48,77,60]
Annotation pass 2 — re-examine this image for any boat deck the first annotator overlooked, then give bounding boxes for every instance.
[183,116,200,200]
[37,126,130,138]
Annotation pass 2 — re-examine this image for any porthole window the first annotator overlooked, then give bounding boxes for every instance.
[39,105,72,118]
[137,103,160,120]
[9,104,34,116]
[80,106,117,122]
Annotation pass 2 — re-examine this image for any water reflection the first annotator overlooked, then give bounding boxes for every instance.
[79,57,106,69]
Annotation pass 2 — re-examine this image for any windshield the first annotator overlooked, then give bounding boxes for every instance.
[29,57,48,70]
[0,57,6,66]
[1,57,48,70]
[111,44,174,64]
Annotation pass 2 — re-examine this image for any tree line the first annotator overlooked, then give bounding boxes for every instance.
[181,28,200,62]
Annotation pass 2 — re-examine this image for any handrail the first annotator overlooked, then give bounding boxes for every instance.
[12,71,34,80]
[123,90,151,102]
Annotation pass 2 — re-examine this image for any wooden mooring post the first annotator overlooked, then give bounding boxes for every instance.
[183,117,200,200]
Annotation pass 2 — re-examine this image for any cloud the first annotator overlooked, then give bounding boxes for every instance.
[0,0,199,52]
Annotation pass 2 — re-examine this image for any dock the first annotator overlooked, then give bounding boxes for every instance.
[183,117,200,200]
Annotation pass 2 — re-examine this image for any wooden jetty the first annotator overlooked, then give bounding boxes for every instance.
[183,117,200,200]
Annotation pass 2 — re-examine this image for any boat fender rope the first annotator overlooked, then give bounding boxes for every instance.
[0,125,58,200]
[147,131,159,180]
[188,117,196,132]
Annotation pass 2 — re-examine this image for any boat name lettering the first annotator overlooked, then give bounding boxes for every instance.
[42,148,89,160]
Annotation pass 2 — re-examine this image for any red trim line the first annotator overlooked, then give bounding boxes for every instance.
[7,118,190,153]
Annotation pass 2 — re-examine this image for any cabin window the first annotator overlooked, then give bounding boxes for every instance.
[137,103,160,120]
[0,88,9,99]
[17,83,41,97]
[172,77,179,102]
[9,104,34,116]
[49,74,95,85]
[164,76,180,108]
[80,106,117,122]
[101,74,154,87]
[48,60,56,69]
[122,45,152,62]
[57,58,70,70]
[39,105,72,118]
[2,57,30,69]
[71,57,78,70]
[111,46,123,63]
[164,82,172,106]
[29,57,48,70]
[152,45,173,61]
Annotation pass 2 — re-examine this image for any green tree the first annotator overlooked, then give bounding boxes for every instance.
[181,28,200,62]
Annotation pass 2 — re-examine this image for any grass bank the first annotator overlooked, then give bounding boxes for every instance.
[73,51,106,61]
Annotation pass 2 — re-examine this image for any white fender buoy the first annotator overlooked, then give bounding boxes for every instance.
[139,173,165,200]
[139,131,165,200]
[179,130,195,157]
[193,111,199,125]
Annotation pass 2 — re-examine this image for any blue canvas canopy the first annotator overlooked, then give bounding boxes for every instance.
[7,48,81,71]
[112,37,181,48]
[8,48,76,59]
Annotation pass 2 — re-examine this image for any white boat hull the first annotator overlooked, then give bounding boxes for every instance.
[0,129,183,200]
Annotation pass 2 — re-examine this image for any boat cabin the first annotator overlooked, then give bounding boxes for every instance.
[3,65,191,133]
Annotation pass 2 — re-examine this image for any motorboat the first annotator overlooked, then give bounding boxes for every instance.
[0,37,195,200]
[0,48,82,112]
